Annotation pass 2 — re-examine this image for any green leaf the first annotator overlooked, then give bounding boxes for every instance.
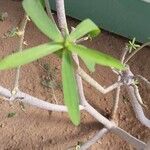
[22,0,63,42]
[40,0,45,7]
[81,56,95,72]
[62,50,80,126]
[54,50,63,58]
[0,43,63,70]
[68,19,100,42]
[67,44,125,70]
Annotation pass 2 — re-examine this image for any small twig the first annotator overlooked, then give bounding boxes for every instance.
[51,86,58,104]
[132,84,146,107]
[44,0,60,107]
[10,14,28,101]
[76,36,89,44]
[124,42,150,64]
[111,85,120,120]
[80,128,109,150]
[39,64,58,104]
[55,0,69,36]
[111,46,128,120]
[136,75,150,87]
[77,67,122,94]
[44,0,57,26]
[122,45,129,64]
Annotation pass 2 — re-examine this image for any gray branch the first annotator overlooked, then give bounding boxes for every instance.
[0,85,84,112]
[80,128,109,150]
[126,85,150,128]
[0,85,146,149]
[125,69,150,128]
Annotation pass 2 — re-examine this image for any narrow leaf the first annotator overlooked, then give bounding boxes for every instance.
[62,50,80,126]
[40,0,45,7]
[68,19,100,42]
[81,56,96,72]
[23,0,63,42]
[0,43,62,70]
[54,50,63,58]
[67,44,125,70]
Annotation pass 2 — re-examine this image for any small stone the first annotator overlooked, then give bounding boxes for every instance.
[0,123,4,128]
[0,12,8,21]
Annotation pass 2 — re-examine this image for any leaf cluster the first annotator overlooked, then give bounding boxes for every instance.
[0,0,124,125]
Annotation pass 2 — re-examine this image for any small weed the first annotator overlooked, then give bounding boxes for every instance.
[19,101,26,112]
[41,63,58,89]
[2,27,20,38]
[127,38,140,53]
[7,112,16,118]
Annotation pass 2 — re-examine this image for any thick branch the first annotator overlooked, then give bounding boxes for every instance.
[111,127,146,149]
[0,86,84,112]
[55,0,68,35]
[55,0,86,106]
[124,69,150,128]
[84,101,146,149]
[126,85,150,128]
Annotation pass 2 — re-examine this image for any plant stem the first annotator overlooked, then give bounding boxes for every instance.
[84,101,146,149]
[80,128,109,150]
[44,0,56,25]
[124,42,150,64]
[77,67,122,94]
[111,46,128,120]
[10,14,28,100]
[111,85,120,120]
[0,85,84,112]
[55,0,68,36]
[136,75,150,87]
[55,0,86,106]
[126,84,150,128]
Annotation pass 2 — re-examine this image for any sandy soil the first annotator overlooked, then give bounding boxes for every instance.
[0,0,150,150]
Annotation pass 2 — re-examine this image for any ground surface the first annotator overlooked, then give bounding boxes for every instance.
[0,1,150,150]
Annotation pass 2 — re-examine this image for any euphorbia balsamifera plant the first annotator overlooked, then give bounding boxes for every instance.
[0,0,125,125]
